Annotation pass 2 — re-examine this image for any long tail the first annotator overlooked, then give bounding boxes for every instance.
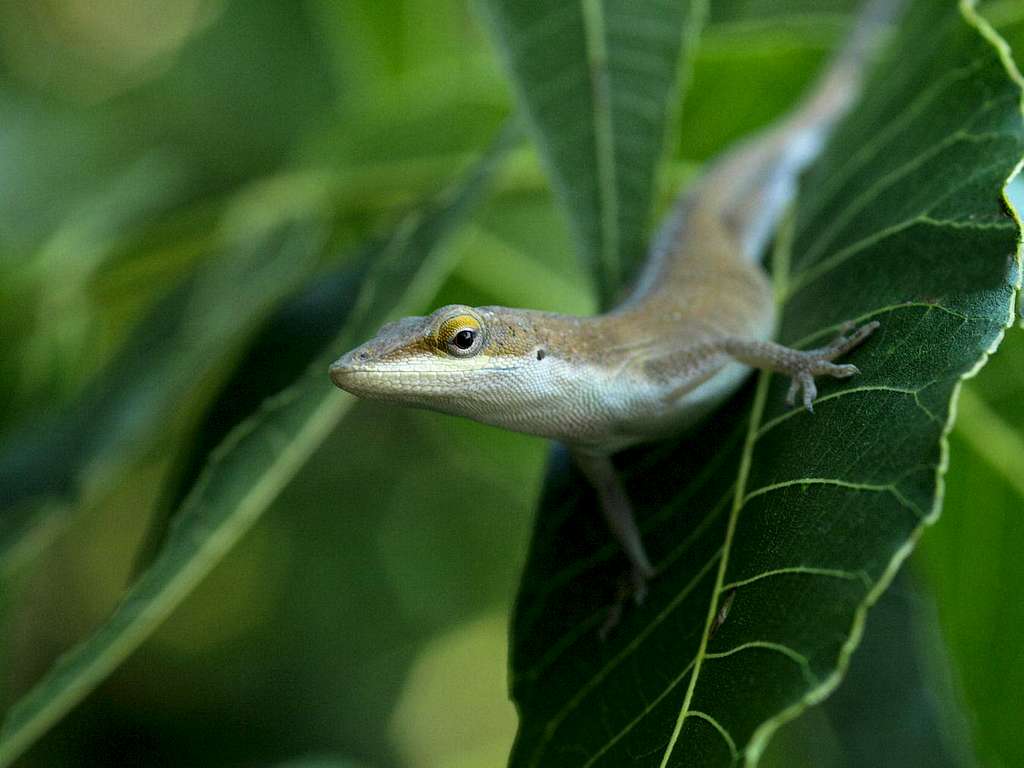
[640,0,902,290]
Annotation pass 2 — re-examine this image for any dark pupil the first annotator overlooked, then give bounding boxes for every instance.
[453,329,476,350]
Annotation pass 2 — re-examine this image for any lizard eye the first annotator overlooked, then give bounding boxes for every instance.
[453,329,476,350]
[437,312,484,357]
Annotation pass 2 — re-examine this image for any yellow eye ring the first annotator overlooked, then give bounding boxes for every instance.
[437,314,483,357]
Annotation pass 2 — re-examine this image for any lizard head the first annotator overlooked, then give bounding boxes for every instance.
[329,303,556,419]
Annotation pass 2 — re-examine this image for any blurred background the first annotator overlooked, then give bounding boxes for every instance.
[0,0,1022,766]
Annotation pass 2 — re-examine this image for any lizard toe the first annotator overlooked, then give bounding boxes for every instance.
[801,373,817,412]
[817,361,860,378]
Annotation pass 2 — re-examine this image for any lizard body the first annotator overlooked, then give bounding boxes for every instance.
[330,4,891,598]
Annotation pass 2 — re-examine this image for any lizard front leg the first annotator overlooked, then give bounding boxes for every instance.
[722,320,879,412]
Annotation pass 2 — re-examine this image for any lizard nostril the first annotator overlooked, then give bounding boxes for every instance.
[359,352,368,360]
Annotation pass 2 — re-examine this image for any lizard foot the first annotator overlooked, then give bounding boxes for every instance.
[784,320,879,412]
[599,563,657,640]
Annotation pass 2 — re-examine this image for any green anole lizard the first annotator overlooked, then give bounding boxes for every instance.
[329,5,891,603]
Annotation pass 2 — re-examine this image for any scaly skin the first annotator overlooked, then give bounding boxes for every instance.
[329,4,890,607]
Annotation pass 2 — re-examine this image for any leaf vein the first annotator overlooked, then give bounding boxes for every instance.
[516,489,730,684]
[658,372,773,766]
[579,659,698,767]
[582,0,622,294]
[755,384,940,439]
[705,641,819,687]
[786,302,972,349]
[514,424,745,640]
[527,549,722,767]
[721,566,873,592]
[802,127,1014,264]
[686,711,739,762]
[798,57,988,224]
[742,477,902,504]
[790,151,1019,295]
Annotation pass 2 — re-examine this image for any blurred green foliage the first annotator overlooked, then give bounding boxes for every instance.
[0,1,1021,767]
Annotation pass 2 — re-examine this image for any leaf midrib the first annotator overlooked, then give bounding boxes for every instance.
[658,365,773,767]
[656,181,802,766]
[581,0,621,302]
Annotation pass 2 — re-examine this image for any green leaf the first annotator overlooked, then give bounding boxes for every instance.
[0,127,514,768]
[479,0,706,306]
[508,3,1024,766]
[916,326,1024,766]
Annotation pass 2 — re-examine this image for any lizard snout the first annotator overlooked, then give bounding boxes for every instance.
[329,350,365,389]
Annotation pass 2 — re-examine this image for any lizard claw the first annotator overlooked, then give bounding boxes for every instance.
[632,563,654,605]
[785,321,878,411]
[817,320,880,361]
[822,362,859,378]
[600,563,656,640]
[599,602,624,641]
[800,372,817,412]
[786,370,817,412]
[785,377,800,407]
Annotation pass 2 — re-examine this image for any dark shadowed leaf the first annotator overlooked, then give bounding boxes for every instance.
[275,757,370,768]
[479,0,705,306]
[508,3,1023,766]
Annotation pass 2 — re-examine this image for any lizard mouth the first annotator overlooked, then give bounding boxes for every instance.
[328,359,450,391]
[328,351,368,389]
[328,361,352,389]
[329,358,517,392]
